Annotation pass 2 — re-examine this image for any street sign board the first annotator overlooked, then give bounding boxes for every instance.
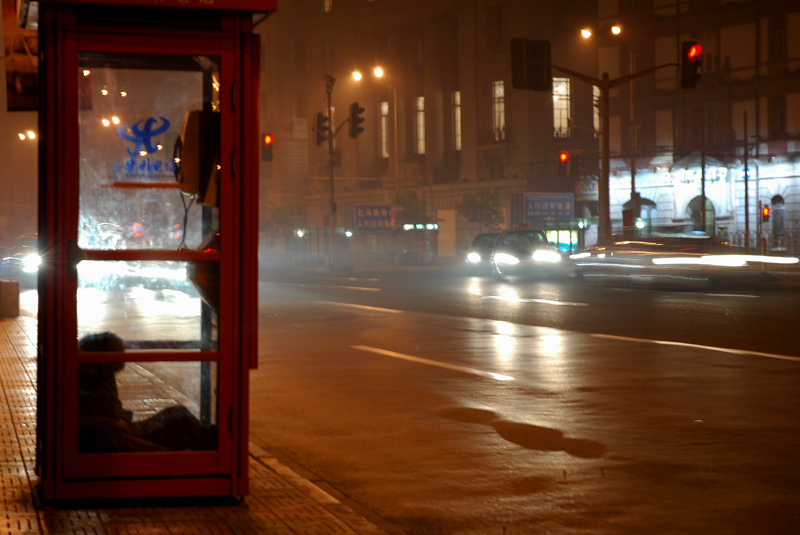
[524,193,574,222]
[354,204,393,232]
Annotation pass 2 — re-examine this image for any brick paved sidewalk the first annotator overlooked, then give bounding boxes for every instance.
[0,316,389,535]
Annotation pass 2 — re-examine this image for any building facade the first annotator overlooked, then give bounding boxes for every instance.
[598,0,800,252]
[257,0,800,263]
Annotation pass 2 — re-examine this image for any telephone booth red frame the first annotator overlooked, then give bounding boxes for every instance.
[36,0,272,501]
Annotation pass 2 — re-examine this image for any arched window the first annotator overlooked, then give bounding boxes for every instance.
[771,195,785,234]
[686,196,715,235]
[622,197,657,233]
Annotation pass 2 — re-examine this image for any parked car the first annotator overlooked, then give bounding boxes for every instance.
[490,228,563,281]
[465,231,502,276]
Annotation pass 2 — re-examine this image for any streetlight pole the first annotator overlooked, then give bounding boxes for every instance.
[583,26,638,231]
[628,48,637,227]
[353,68,400,189]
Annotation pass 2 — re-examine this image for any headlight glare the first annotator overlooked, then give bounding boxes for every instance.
[22,253,41,273]
[533,249,561,263]
[494,253,519,265]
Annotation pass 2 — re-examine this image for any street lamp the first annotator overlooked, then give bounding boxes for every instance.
[582,25,638,230]
[353,67,399,188]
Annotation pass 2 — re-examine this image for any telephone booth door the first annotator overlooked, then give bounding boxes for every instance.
[37,4,262,501]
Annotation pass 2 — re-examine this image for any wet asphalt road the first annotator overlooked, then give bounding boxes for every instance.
[250,264,800,535]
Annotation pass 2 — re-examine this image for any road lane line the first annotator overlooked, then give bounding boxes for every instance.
[352,345,515,381]
[591,333,800,362]
[481,295,589,307]
[318,301,403,314]
[278,283,381,292]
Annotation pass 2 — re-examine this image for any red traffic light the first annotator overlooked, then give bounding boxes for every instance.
[261,133,274,162]
[559,151,569,163]
[680,40,702,88]
[762,205,770,221]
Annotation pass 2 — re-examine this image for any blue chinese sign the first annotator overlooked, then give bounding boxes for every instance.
[355,204,393,232]
[524,193,574,222]
[112,115,177,182]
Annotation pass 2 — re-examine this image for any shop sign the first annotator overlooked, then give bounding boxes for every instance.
[33,0,277,11]
[670,166,728,185]
[575,179,598,201]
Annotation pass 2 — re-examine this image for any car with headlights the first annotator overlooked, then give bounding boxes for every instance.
[567,233,794,288]
[490,228,563,281]
[465,231,502,275]
[0,234,40,286]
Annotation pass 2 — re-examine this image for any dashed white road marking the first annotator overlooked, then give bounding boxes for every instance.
[352,345,515,381]
[592,333,800,362]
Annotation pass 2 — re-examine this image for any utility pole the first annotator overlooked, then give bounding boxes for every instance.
[325,74,336,267]
[744,111,749,247]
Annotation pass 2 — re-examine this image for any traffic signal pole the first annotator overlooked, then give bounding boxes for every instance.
[551,62,676,244]
[324,74,336,267]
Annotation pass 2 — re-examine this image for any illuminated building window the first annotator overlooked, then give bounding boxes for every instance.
[492,81,505,141]
[380,101,389,159]
[453,90,462,151]
[553,77,571,138]
[416,96,426,155]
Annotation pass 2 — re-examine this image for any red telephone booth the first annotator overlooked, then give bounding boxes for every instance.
[35,0,271,501]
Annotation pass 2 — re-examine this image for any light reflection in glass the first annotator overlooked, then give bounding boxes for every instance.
[77,287,110,328]
[76,261,213,347]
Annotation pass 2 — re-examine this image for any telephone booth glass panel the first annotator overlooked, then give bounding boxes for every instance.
[62,41,233,480]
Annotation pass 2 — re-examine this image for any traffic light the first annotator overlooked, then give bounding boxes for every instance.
[511,38,552,91]
[314,112,329,146]
[557,151,569,175]
[261,133,273,162]
[348,102,365,138]
[762,205,770,222]
[680,40,702,89]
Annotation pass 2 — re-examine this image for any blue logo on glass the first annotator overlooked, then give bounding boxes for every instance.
[117,116,171,157]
